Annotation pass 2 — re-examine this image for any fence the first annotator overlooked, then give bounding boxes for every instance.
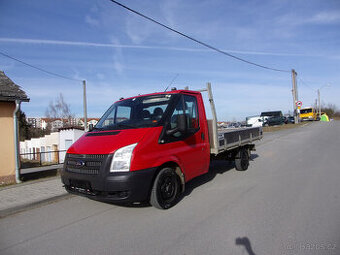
[20,150,67,169]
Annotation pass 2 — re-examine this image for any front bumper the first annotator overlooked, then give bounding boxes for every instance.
[61,158,157,203]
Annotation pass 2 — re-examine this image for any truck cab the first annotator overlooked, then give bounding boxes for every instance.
[299,107,317,121]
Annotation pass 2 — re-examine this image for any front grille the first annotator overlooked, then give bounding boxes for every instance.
[67,167,99,175]
[67,154,106,159]
[65,153,108,175]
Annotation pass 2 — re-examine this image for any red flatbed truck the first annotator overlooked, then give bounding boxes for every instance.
[61,83,262,209]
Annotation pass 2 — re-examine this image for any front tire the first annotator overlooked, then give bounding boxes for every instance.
[235,148,249,171]
[150,167,180,209]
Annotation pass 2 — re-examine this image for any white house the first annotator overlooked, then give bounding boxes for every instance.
[20,132,59,163]
[58,127,84,163]
[88,119,99,126]
[19,128,84,165]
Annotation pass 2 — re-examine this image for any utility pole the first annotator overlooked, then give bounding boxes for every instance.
[317,89,321,118]
[83,80,88,132]
[291,69,299,123]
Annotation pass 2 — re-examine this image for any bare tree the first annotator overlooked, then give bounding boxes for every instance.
[45,93,74,122]
[321,103,338,118]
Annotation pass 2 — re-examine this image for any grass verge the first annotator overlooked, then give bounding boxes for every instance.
[262,122,310,132]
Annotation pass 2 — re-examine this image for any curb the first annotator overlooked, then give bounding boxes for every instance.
[0,176,61,191]
[0,193,72,218]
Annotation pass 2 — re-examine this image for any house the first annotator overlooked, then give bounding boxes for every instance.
[78,118,99,128]
[58,127,84,162]
[20,127,84,164]
[50,119,64,131]
[0,71,29,184]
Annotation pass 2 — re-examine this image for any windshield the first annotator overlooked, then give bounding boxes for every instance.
[300,108,313,114]
[94,94,173,131]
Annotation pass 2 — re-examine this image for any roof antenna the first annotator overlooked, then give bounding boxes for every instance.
[164,73,179,92]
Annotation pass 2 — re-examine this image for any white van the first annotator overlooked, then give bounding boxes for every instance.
[246,116,267,127]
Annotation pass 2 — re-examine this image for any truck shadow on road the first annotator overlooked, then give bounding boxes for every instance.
[180,154,258,199]
[181,160,234,198]
[109,154,259,208]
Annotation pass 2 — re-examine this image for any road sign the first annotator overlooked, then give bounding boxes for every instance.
[296,101,302,107]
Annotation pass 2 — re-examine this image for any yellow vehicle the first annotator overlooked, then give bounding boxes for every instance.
[299,107,317,121]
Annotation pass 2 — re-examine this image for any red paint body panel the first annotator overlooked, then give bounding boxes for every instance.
[130,126,210,181]
[67,128,152,155]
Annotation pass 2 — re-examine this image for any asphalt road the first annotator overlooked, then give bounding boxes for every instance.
[1,121,339,255]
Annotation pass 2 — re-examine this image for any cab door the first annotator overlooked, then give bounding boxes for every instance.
[162,94,210,181]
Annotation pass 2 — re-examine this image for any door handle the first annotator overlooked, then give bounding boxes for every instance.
[201,132,205,141]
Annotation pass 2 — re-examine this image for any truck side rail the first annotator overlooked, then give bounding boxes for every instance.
[217,127,263,153]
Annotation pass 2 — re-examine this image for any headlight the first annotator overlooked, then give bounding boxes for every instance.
[110,143,137,172]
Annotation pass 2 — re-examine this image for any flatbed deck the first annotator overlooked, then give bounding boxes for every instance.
[217,127,263,152]
[208,119,262,154]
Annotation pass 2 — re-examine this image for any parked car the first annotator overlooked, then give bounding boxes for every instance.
[260,111,283,118]
[287,116,295,124]
[246,116,267,127]
[263,116,285,126]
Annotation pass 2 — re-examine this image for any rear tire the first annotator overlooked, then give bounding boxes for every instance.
[235,148,249,171]
[150,167,180,209]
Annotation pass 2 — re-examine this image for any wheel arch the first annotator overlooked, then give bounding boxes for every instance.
[154,161,185,193]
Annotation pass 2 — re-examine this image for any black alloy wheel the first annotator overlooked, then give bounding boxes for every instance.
[150,167,180,209]
[235,148,250,171]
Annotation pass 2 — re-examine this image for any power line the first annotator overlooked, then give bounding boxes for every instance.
[298,77,315,91]
[108,0,290,73]
[0,50,82,82]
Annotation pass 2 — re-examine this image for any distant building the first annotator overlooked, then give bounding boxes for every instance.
[87,118,99,126]
[0,70,29,184]
[27,117,39,128]
[27,117,60,131]
[26,117,99,131]
[50,119,64,131]
[77,118,100,128]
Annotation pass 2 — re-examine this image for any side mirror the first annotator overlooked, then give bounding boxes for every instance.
[88,124,94,131]
[177,114,187,133]
[166,114,187,135]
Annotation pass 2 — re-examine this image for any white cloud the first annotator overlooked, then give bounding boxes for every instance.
[0,37,329,58]
[85,15,100,26]
[110,37,125,75]
[277,10,340,27]
[113,60,124,74]
[96,73,105,80]
[0,60,15,70]
[308,11,340,24]
[160,0,179,29]
[125,13,156,44]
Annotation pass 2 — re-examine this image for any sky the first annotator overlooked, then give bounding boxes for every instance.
[0,0,339,121]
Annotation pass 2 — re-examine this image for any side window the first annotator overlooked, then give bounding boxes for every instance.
[167,95,199,139]
[184,95,199,130]
[169,97,185,137]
